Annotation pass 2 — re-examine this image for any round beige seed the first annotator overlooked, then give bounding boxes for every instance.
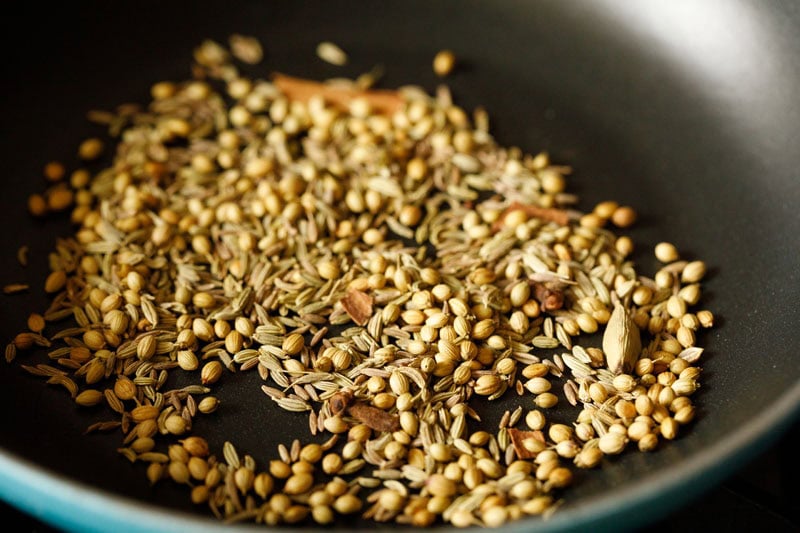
[311,505,334,525]
[681,260,707,283]
[534,392,558,409]
[187,457,209,481]
[131,437,155,454]
[679,283,702,306]
[284,473,314,495]
[177,350,199,371]
[269,460,291,480]
[612,374,637,393]
[574,447,604,469]
[190,485,209,504]
[146,462,163,485]
[333,494,362,514]
[697,310,715,328]
[615,400,637,419]
[136,335,156,361]
[627,421,652,442]
[213,319,231,339]
[168,461,190,484]
[632,286,653,306]
[269,492,291,513]
[555,440,580,459]
[49,187,75,211]
[28,194,47,216]
[323,415,348,434]
[316,259,340,280]
[282,333,304,355]
[522,363,550,379]
[635,395,655,416]
[509,479,538,500]
[205,466,222,488]
[548,424,573,443]
[589,382,609,403]
[82,330,105,350]
[674,405,696,425]
[576,313,598,333]
[181,436,209,457]
[378,489,405,512]
[44,270,67,293]
[44,161,66,182]
[429,442,452,463]
[114,376,136,401]
[342,441,362,461]
[676,326,696,348]
[574,422,595,442]
[433,50,456,77]
[234,467,255,493]
[548,467,573,488]
[197,396,219,414]
[655,269,674,289]
[638,432,659,452]
[615,235,634,256]
[598,432,627,455]
[482,506,508,528]
[593,200,618,218]
[654,242,679,263]
[192,292,215,309]
[321,453,343,474]
[660,417,679,440]
[667,295,687,319]
[201,360,223,385]
[254,472,274,499]
[611,206,637,227]
[525,377,551,395]
[75,389,104,407]
[427,473,456,497]
[165,415,187,435]
[78,138,104,160]
[474,374,501,396]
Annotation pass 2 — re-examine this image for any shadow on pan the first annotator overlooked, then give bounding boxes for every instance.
[0,1,797,531]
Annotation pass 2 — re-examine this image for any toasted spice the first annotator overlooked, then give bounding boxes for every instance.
[328,390,354,417]
[508,428,546,459]
[603,303,642,375]
[4,33,715,529]
[533,282,565,311]
[3,283,29,295]
[340,290,373,327]
[347,403,399,433]
[494,202,570,229]
[316,41,348,66]
[273,73,403,116]
[433,50,456,77]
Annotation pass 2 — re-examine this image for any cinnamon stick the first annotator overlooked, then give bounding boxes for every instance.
[347,403,400,433]
[493,201,570,232]
[273,73,404,116]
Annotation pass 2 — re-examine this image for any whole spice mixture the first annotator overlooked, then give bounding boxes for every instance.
[6,37,713,528]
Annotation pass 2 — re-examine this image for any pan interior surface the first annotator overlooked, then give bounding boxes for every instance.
[0,1,797,531]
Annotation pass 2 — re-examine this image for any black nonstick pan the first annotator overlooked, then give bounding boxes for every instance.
[0,1,798,531]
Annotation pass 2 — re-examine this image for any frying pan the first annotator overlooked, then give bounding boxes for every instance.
[0,1,798,531]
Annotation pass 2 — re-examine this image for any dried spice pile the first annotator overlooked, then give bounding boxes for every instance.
[6,36,713,528]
